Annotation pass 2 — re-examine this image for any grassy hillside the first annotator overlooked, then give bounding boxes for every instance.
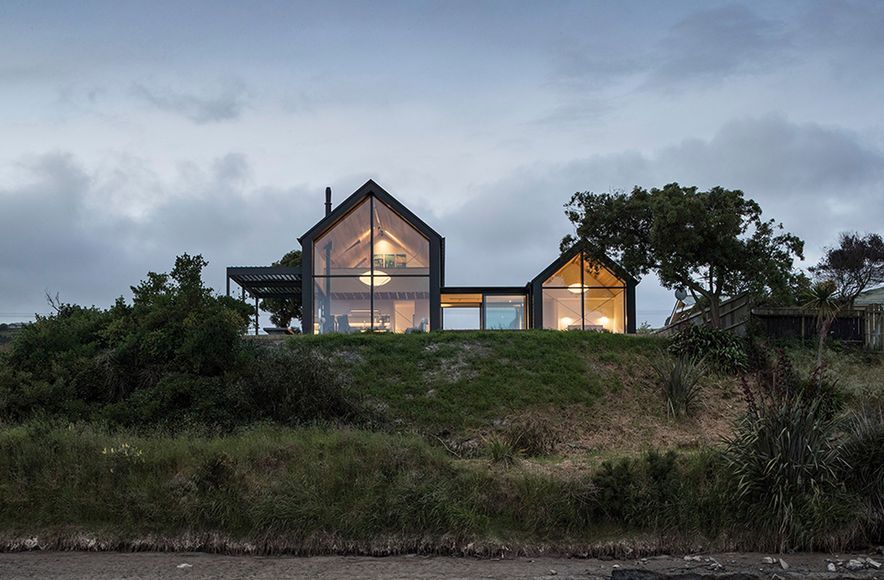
[1,330,881,554]
[303,331,660,428]
[299,331,881,463]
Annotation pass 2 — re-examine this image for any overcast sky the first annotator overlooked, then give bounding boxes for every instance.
[1,0,883,326]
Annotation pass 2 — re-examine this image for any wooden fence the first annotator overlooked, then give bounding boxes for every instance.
[659,298,884,352]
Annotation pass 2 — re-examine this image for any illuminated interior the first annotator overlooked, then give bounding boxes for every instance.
[313,195,430,333]
[441,293,481,330]
[441,293,527,330]
[541,252,625,332]
[484,295,526,330]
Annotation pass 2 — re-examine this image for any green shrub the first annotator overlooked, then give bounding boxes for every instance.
[502,415,560,456]
[668,325,748,374]
[230,343,362,426]
[0,255,264,428]
[586,450,713,534]
[840,403,884,540]
[651,355,705,418]
[485,433,519,467]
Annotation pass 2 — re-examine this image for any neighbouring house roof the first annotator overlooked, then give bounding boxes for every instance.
[856,285,884,305]
[226,266,302,299]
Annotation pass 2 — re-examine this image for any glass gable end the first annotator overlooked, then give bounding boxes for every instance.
[541,250,626,333]
[313,194,430,334]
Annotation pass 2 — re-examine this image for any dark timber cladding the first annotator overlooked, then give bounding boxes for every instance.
[226,179,639,334]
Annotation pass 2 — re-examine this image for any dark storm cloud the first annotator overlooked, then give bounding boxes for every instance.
[0,152,319,315]
[131,80,249,123]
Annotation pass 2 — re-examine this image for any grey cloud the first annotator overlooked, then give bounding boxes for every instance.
[131,80,249,123]
[0,152,319,317]
[647,4,789,87]
[438,115,884,322]
[2,115,881,326]
[554,4,789,93]
[657,115,883,193]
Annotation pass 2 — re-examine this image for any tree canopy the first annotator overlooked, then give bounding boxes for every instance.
[564,183,805,328]
[259,249,303,329]
[809,232,884,307]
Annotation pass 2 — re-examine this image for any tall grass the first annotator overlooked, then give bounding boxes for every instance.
[0,422,604,544]
[651,355,705,418]
[0,420,877,553]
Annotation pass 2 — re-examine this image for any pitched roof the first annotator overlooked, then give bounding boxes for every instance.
[298,179,443,244]
[856,285,884,305]
[530,240,638,286]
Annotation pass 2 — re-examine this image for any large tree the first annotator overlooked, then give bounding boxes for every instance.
[564,183,804,328]
[259,249,302,329]
[809,232,884,308]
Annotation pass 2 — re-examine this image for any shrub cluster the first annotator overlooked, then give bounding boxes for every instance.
[587,450,725,537]
[0,255,359,430]
[668,325,748,374]
[722,351,881,551]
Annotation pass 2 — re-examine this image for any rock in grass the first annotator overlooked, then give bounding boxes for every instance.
[846,559,865,571]
[827,562,837,572]
[866,558,881,569]
[778,558,789,570]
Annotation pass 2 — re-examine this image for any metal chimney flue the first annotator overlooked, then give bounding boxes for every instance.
[324,187,332,216]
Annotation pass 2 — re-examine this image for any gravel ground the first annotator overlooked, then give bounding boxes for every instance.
[0,551,882,579]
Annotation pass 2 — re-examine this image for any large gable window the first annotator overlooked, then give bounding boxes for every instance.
[541,251,626,332]
[314,195,430,333]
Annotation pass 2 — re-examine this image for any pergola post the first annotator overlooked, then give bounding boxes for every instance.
[254,295,259,336]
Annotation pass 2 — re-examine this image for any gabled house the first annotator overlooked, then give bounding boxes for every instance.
[228,180,637,334]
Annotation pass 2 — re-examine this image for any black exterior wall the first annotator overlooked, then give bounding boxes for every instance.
[295,180,638,334]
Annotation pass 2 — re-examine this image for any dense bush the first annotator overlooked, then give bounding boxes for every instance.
[839,403,884,540]
[668,325,748,374]
[722,352,875,551]
[586,450,723,536]
[0,255,360,429]
[723,396,854,551]
[227,343,361,426]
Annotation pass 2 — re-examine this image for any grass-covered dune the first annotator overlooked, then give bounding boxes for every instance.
[0,330,881,554]
[301,331,880,462]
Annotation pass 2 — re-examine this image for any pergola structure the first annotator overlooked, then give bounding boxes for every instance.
[226,266,302,334]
